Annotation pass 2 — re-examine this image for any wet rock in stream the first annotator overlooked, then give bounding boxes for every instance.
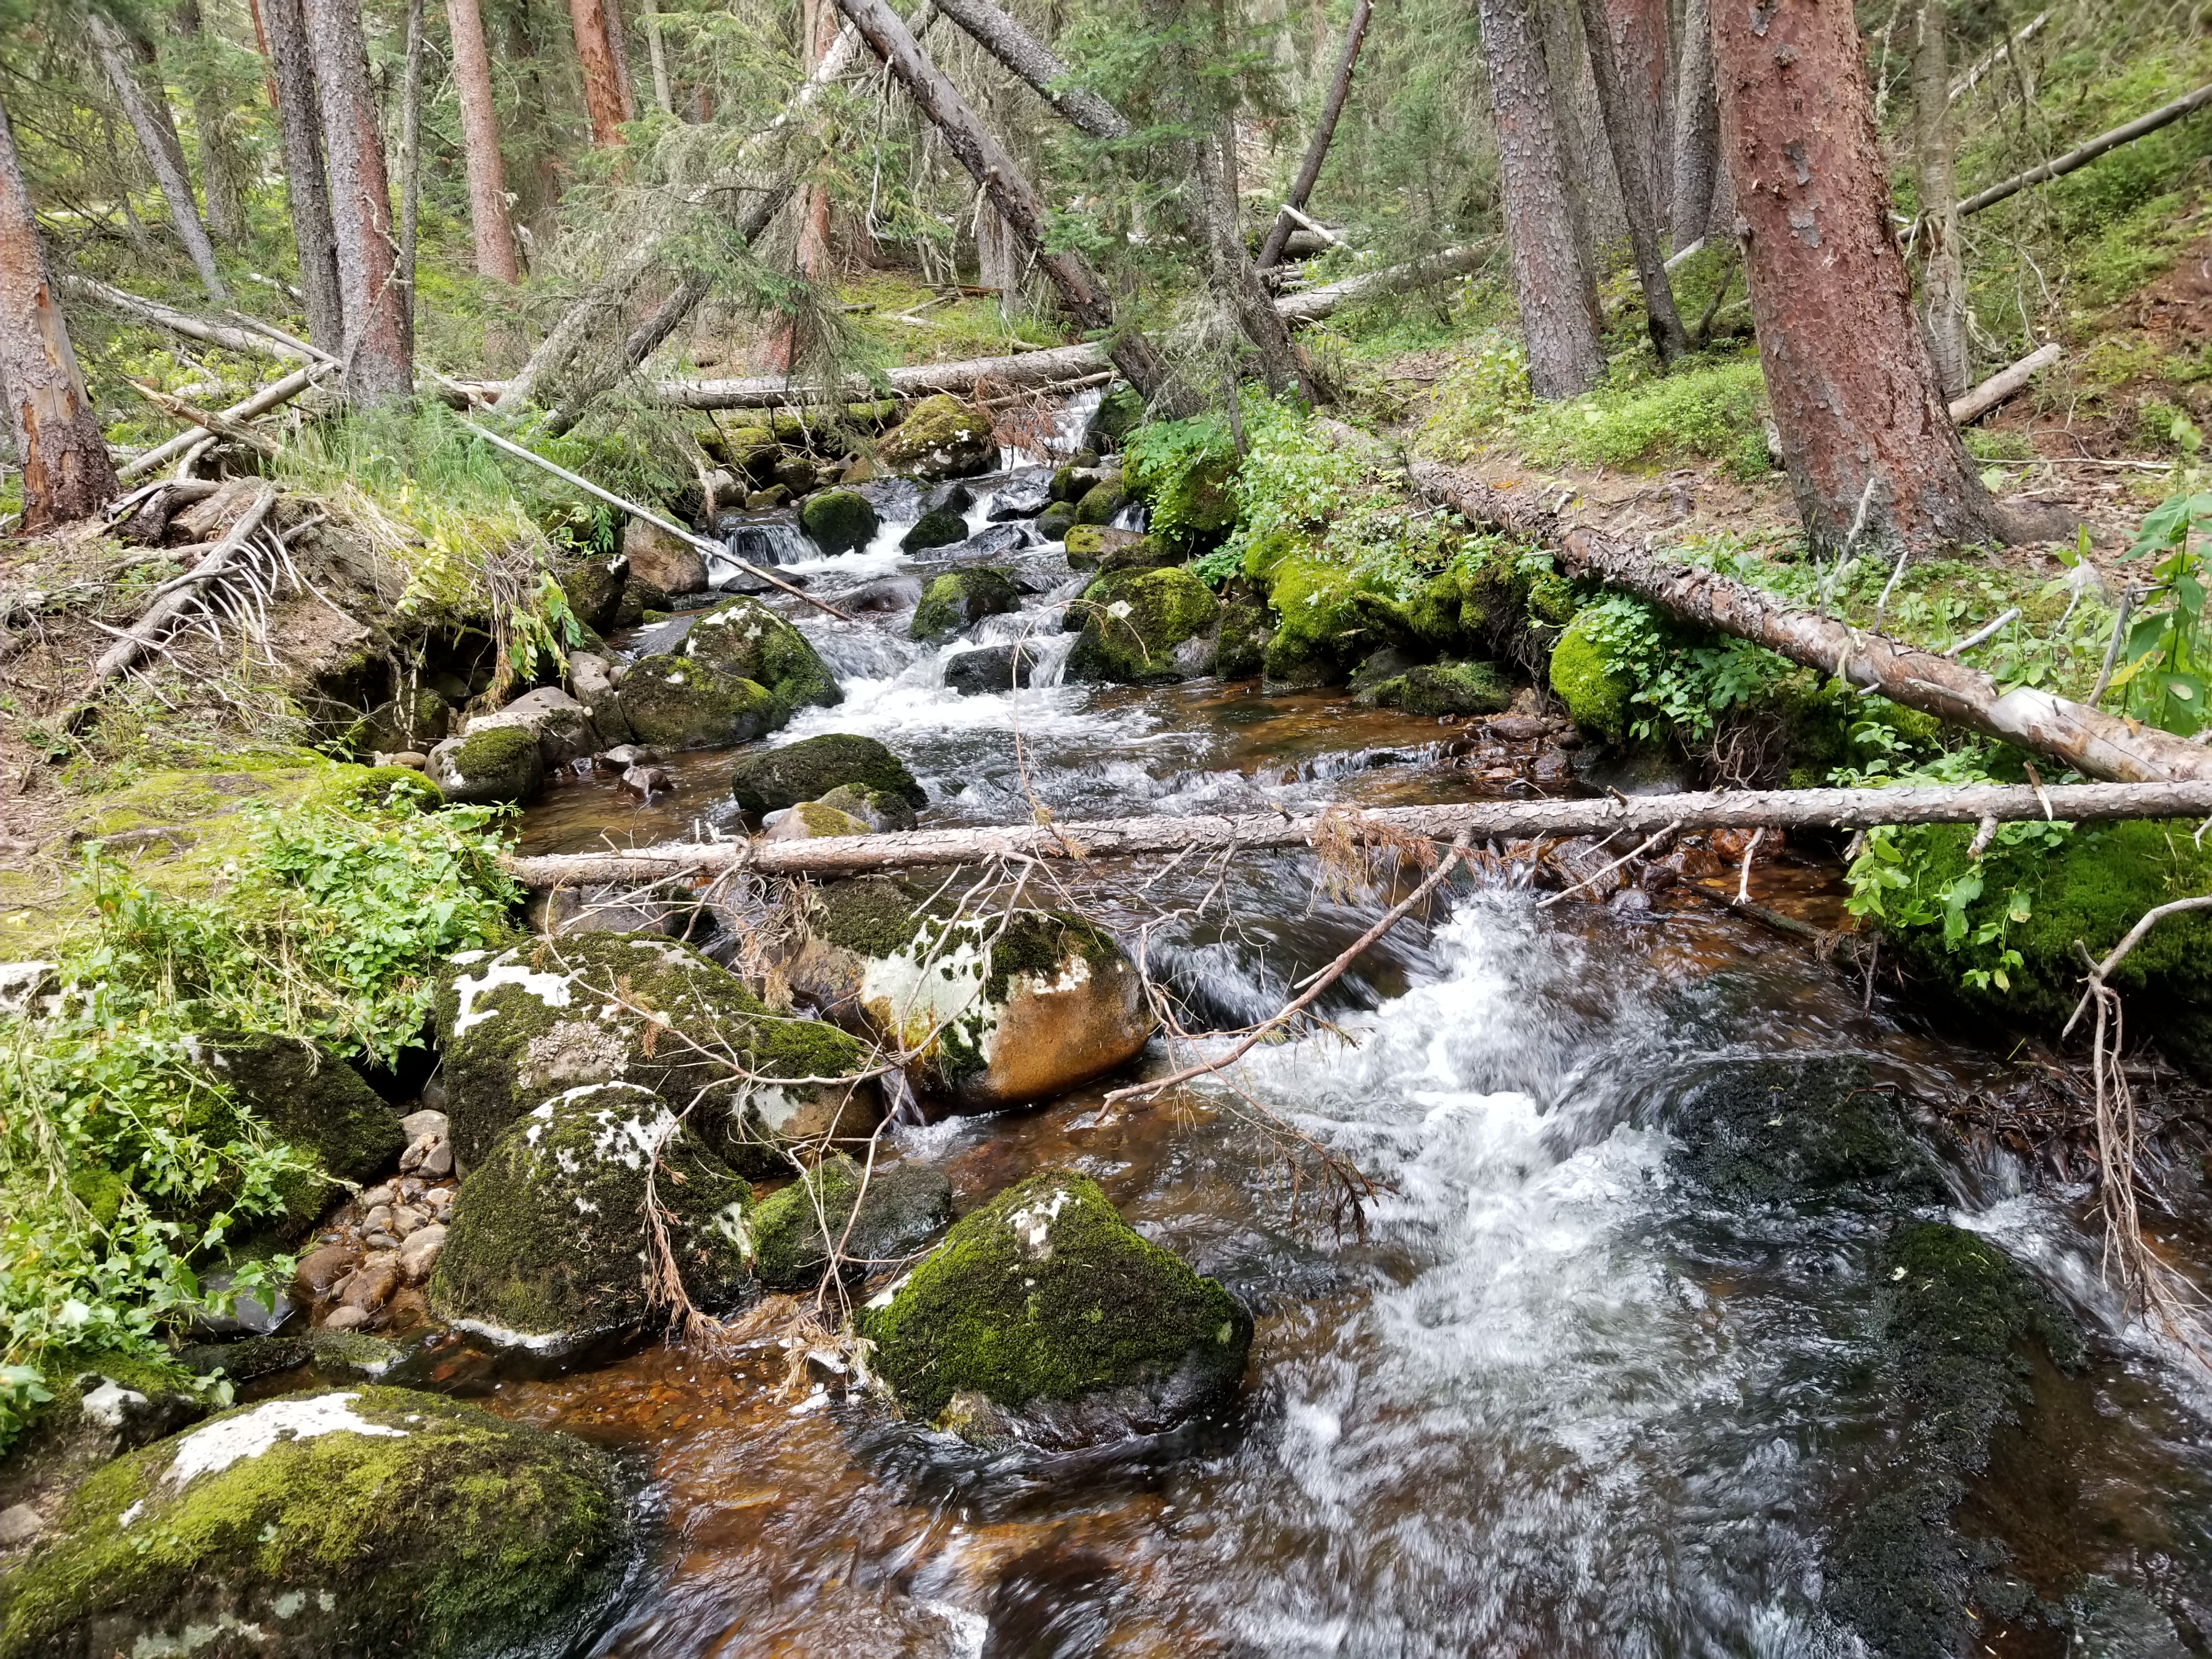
[910,567,1023,644]
[729,732,925,819]
[749,1153,953,1290]
[426,724,544,807]
[1064,566,1221,685]
[613,594,841,751]
[943,642,1036,695]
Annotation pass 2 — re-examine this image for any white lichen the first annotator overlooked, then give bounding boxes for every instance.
[162,1393,407,1490]
[452,953,574,1035]
[1005,1187,1072,1260]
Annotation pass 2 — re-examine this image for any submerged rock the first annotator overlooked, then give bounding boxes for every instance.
[910,567,1022,644]
[780,874,1152,1110]
[859,1170,1251,1446]
[878,393,996,480]
[799,488,879,556]
[730,733,926,818]
[749,1153,953,1290]
[943,642,1034,696]
[0,1386,625,1658]
[426,724,544,806]
[430,1081,755,1345]
[1383,659,1516,718]
[1065,566,1220,685]
[1662,1058,1946,1209]
[433,934,880,1173]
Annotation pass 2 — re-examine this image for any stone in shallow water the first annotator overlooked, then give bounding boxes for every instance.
[749,1154,953,1290]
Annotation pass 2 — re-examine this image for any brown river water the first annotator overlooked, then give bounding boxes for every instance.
[317,476,2212,1655]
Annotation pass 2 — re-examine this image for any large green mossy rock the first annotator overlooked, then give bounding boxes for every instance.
[429,1081,755,1345]
[1085,384,1145,451]
[613,654,781,751]
[557,552,630,636]
[1661,1057,1946,1209]
[799,488,879,556]
[730,733,925,818]
[425,725,544,806]
[910,568,1022,644]
[0,1386,625,1659]
[1396,659,1516,717]
[1247,540,1412,691]
[432,934,879,1173]
[901,506,968,554]
[1065,566,1220,685]
[782,875,1151,1110]
[749,1153,953,1290]
[195,1034,406,1238]
[879,394,995,480]
[859,1170,1251,1446]
[1549,608,1634,743]
[676,595,842,714]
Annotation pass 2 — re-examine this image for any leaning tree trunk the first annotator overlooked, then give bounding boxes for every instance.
[1669,0,1720,246]
[1255,0,1375,270]
[1713,0,2005,551]
[829,0,1181,408]
[87,8,228,301]
[261,0,346,352]
[445,0,519,281]
[1480,0,1605,397]
[0,92,117,530]
[568,0,629,145]
[1912,0,1970,399]
[174,0,249,244]
[304,0,414,403]
[930,0,1128,139]
[1573,0,1690,362]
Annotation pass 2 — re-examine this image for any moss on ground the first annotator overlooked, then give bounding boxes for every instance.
[1065,566,1221,685]
[0,1386,625,1659]
[729,733,926,817]
[857,1170,1250,1423]
[910,568,1021,644]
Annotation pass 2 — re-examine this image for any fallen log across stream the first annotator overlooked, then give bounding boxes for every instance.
[503,778,2212,886]
[1405,460,2212,786]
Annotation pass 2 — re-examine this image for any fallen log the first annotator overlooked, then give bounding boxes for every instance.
[1960,82,2212,217]
[649,342,1111,410]
[503,778,2212,885]
[61,275,311,364]
[125,381,282,461]
[117,363,336,482]
[89,486,276,685]
[1407,459,2212,786]
[1947,341,2061,426]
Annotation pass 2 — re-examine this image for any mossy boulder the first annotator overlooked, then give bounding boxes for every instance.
[749,1153,953,1290]
[857,1170,1251,1446]
[780,875,1152,1110]
[610,654,781,751]
[429,1081,755,1346]
[1085,383,1146,451]
[901,505,968,554]
[799,488,879,556]
[1035,503,1077,543]
[1060,523,1146,570]
[729,733,926,817]
[816,782,918,832]
[0,1386,625,1658]
[1396,659,1515,716]
[1072,481,1124,526]
[764,799,873,840]
[195,1034,407,1239]
[1212,595,1272,681]
[557,552,630,636]
[675,594,842,715]
[425,725,544,807]
[1250,541,1413,691]
[461,685,601,769]
[879,394,995,480]
[1065,566,1221,685]
[1126,430,1237,551]
[1661,1057,1946,1209]
[910,568,1022,644]
[432,934,880,1174]
[1549,608,1634,743]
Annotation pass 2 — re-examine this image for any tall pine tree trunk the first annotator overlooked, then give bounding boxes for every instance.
[1536,0,1626,280]
[567,0,629,144]
[0,91,117,529]
[87,8,228,301]
[1912,0,1969,399]
[1573,0,1690,360]
[447,0,519,281]
[399,0,425,307]
[1602,0,1669,216]
[1669,0,1720,244]
[1255,0,1374,271]
[303,0,414,402]
[261,0,346,351]
[1713,0,2002,550]
[1480,0,1604,397]
[174,0,249,244]
[604,0,638,123]
[645,16,673,115]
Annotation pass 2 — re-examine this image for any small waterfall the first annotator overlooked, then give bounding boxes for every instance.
[710,515,814,586]
[998,383,1111,469]
[803,623,921,682]
[1109,500,1149,532]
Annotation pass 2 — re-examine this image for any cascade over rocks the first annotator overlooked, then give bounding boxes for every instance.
[428,1081,757,1346]
[857,1170,1251,1448]
[730,733,926,818]
[779,874,1153,1110]
[432,933,882,1173]
[0,1387,627,1659]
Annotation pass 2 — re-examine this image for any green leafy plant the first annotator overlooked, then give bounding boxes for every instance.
[2108,489,2212,736]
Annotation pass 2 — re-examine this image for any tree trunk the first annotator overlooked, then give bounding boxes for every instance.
[303,0,414,403]
[1480,0,1605,397]
[1255,0,1374,270]
[645,14,674,114]
[88,9,228,301]
[1912,0,1968,398]
[829,0,1180,408]
[605,0,638,122]
[174,0,250,245]
[1573,0,1690,362]
[1712,0,2003,551]
[399,0,425,312]
[1603,0,1670,213]
[445,0,520,281]
[0,93,119,531]
[568,0,629,145]
[261,0,346,352]
[1669,0,1720,245]
[975,198,1020,306]
[1194,115,1313,397]
[930,0,1128,140]
[1536,0,1626,279]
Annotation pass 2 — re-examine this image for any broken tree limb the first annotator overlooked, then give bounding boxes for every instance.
[1407,459,2212,785]
[932,0,1127,140]
[1961,82,2212,217]
[89,486,275,684]
[1256,0,1375,272]
[124,381,281,460]
[501,778,2212,886]
[117,363,336,482]
[1947,340,2061,425]
[1950,10,2046,105]
[60,275,309,364]
[1273,244,1494,323]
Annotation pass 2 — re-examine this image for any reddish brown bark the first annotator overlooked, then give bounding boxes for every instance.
[303,0,414,402]
[0,92,117,531]
[1669,0,1722,242]
[447,0,520,281]
[1712,0,2003,550]
[1603,0,1669,213]
[261,0,346,353]
[568,0,628,145]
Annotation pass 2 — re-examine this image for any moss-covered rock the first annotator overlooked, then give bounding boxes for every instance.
[799,488,879,556]
[461,686,601,769]
[1060,523,1146,570]
[194,1034,406,1239]
[1085,384,1146,451]
[1126,430,1237,551]
[0,1386,626,1659]
[858,1170,1250,1444]
[1212,595,1272,681]
[345,690,449,758]
[1661,1058,1946,1209]
[816,782,919,832]
[765,799,873,840]
[1035,503,1077,543]
[610,653,782,751]
[901,505,968,554]
[910,568,1022,644]
[749,1153,953,1290]
[1395,659,1515,716]
[879,393,996,480]
[1250,543,1412,692]
[429,1081,755,1345]
[781,876,1152,1110]
[1072,481,1124,526]
[1549,608,1634,743]
[426,725,544,807]
[557,552,630,636]
[729,733,926,817]
[432,934,879,1174]
[675,594,842,715]
[1065,566,1221,685]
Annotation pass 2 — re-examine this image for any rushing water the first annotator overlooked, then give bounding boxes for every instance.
[494,470,2212,1658]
